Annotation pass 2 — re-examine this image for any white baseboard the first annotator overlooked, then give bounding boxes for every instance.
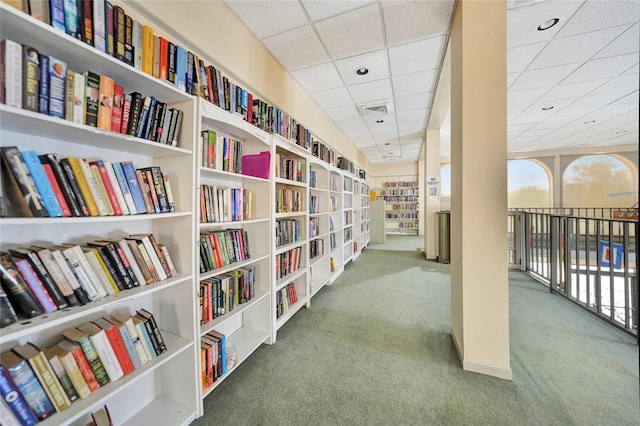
[450,330,513,381]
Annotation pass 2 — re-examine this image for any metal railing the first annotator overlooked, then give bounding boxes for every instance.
[512,209,638,341]
[517,207,626,219]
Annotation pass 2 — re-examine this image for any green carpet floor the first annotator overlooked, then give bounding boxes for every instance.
[194,248,639,425]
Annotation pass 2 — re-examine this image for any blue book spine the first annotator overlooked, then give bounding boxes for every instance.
[117,324,142,369]
[141,97,156,140]
[120,161,147,213]
[38,54,50,115]
[0,366,38,426]
[135,97,153,139]
[242,89,248,111]
[63,0,78,37]
[111,162,136,213]
[219,335,227,375]
[47,56,66,119]
[175,45,187,92]
[50,0,66,32]
[5,360,55,421]
[138,323,156,358]
[20,150,63,217]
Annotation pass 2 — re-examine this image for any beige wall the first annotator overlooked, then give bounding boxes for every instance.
[369,161,419,190]
[123,0,370,172]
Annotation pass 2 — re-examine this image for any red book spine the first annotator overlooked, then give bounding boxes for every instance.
[101,323,135,375]
[90,160,123,215]
[42,163,72,217]
[205,66,214,103]
[70,346,100,392]
[159,37,168,80]
[111,84,124,132]
[246,93,253,123]
[120,95,131,134]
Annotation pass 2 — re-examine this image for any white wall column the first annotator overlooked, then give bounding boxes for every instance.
[424,129,441,259]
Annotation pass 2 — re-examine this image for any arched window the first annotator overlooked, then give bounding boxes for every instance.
[508,159,551,208]
[563,155,636,208]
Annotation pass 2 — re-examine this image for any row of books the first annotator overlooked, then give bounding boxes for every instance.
[344,227,352,241]
[200,130,243,174]
[381,189,419,196]
[330,196,339,212]
[0,146,175,218]
[0,233,175,326]
[337,157,356,175]
[199,229,251,273]
[381,196,418,202]
[199,266,255,325]
[4,0,368,175]
[310,239,325,260]
[330,175,340,192]
[344,211,353,225]
[275,282,299,319]
[388,204,418,211]
[1,40,184,146]
[275,219,302,248]
[199,185,253,224]
[386,213,419,219]
[382,181,418,188]
[310,217,320,238]
[0,308,166,425]
[330,233,337,251]
[275,188,304,214]
[200,330,226,390]
[309,195,320,214]
[275,154,305,183]
[275,247,302,281]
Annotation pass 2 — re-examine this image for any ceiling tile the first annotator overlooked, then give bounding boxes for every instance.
[508,41,547,73]
[336,117,367,131]
[263,25,330,71]
[311,86,354,108]
[363,113,396,126]
[399,138,423,148]
[594,24,639,59]
[397,108,429,123]
[347,79,393,103]
[520,97,577,116]
[315,3,384,60]
[529,26,627,70]
[392,69,438,97]
[609,90,639,105]
[383,0,455,45]
[508,103,532,120]
[508,122,537,132]
[507,73,520,87]
[508,87,550,106]
[360,146,382,156]
[225,0,309,39]
[561,53,639,84]
[349,134,377,147]
[395,92,433,112]
[302,0,374,22]
[507,0,584,48]
[291,62,344,93]
[335,49,389,85]
[369,123,398,139]
[509,63,582,91]
[588,74,639,96]
[388,36,445,77]
[325,104,360,120]
[622,64,639,75]
[556,0,640,38]
[537,79,609,102]
[398,120,427,138]
[342,126,372,138]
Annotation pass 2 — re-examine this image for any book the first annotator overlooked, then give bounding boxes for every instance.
[110,312,149,365]
[126,234,168,280]
[42,344,89,400]
[59,157,94,216]
[41,160,72,217]
[83,71,101,127]
[11,257,58,313]
[111,84,124,133]
[87,241,135,289]
[58,244,102,300]
[39,153,82,217]
[114,5,125,61]
[48,56,67,119]
[0,397,21,426]
[167,41,176,84]
[48,246,91,304]
[9,248,67,310]
[142,166,170,213]
[80,0,94,47]
[152,35,160,78]
[49,0,66,32]
[99,237,146,287]
[37,53,49,114]
[1,39,22,108]
[175,45,187,91]
[90,160,122,215]
[111,161,137,214]
[1,146,46,217]
[135,96,153,139]
[12,343,72,412]
[88,164,115,216]
[56,339,99,393]
[97,74,114,130]
[120,93,132,135]
[0,365,38,426]
[119,161,147,214]
[0,285,18,328]
[104,161,129,215]
[63,0,79,38]
[0,252,43,318]
[105,1,114,56]
[158,37,168,80]
[92,0,106,52]
[72,70,85,124]
[105,315,141,369]
[22,45,39,112]
[0,351,55,421]
[29,1,50,24]
[141,24,154,75]
[64,69,75,121]
[132,314,156,359]
[81,246,119,295]
[136,308,167,354]
[20,150,63,217]
[126,240,154,285]
[78,158,109,216]
[126,91,143,136]
[124,13,134,66]
[29,245,79,306]
[91,405,113,426]
[61,328,110,387]
[77,322,124,382]
[40,346,79,404]
[133,20,142,70]
[91,317,135,375]
[162,173,175,212]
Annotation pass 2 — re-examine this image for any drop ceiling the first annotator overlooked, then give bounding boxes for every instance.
[224,0,639,164]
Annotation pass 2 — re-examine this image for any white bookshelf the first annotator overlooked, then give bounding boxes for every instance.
[380,178,419,235]
[342,173,354,264]
[196,100,272,410]
[0,4,198,425]
[328,167,344,283]
[308,157,330,298]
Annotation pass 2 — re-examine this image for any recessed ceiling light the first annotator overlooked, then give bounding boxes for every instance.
[388,151,394,154]
[584,120,595,124]
[541,106,554,111]
[384,142,391,146]
[376,119,384,123]
[538,18,559,31]
[355,67,369,76]
[616,130,627,134]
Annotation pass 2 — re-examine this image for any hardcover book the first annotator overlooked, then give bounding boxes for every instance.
[1,146,46,217]
[20,150,63,217]
[105,1,114,56]
[124,13,134,66]
[72,71,86,124]
[38,154,81,216]
[111,84,124,133]
[22,45,39,112]
[83,71,101,127]
[42,344,88,400]
[38,53,49,114]
[48,56,67,119]
[61,328,110,387]
[0,252,43,318]
[63,0,79,38]
[91,317,135,375]
[114,5,125,61]
[64,70,75,121]
[56,339,100,393]
[77,322,124,382]
[92,0,106,52]
[49,0,66,32]
[110,312,149,365]
[0,365,38,426]
[97,75,114,130]
[2,39,22,108]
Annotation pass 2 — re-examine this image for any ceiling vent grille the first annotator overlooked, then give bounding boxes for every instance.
[358,101,394,117]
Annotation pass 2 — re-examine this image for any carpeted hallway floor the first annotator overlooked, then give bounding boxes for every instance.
[193,246,639,425]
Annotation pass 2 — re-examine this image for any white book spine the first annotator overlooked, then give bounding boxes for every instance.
[141,237,167,281]
[79,160,109,216]
[83,249,116,296]
[89,330,124,381]
[93,0,106,52]
[3,39,22,108]
[104,161,129,215]
[72,72,85,124]
[133,20,143,70]
[125,319,149,365]
[62,246,100,300]
[70,245,107,298]
[51,249,82,292]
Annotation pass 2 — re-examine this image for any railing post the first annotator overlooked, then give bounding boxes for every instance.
[564,217,571,297]
[550,215,559,293]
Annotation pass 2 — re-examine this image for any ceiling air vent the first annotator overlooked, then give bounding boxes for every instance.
[358,101,394,118]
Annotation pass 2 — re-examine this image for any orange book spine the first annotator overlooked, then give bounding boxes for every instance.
[101,323,135,375]
[159,37,168,80]
[69,345,100,392]
[97,75,114,130]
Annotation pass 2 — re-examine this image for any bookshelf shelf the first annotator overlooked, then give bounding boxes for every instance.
[274,177,307,188]
[200,290,270,335]
[122,394,196,426]
[200,101,270,146]
[276,268,307,291]
[0,211,192,226]
[275,299,306,330]
[199,166,269,183]
[275,241,306,255]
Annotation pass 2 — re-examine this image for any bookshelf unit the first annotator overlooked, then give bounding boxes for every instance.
[359,180,371,250]
[272,135,309,339]
[328,167,344,283]
[0,4,198,425]
[381,179,419,235]
[308,157,330,298]
[196,100,272,407]
[342,173,354,264]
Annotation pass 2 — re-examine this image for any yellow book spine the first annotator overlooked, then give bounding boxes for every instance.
[142,25,154,75]
[67,157,99,216]
[31,352,72,411]
[59,352,91,399]
[93,248,120,294]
